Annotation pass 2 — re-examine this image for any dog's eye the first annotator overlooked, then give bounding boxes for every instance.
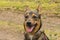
[25,16,29,18]
[32,16,38,21]
[32,16,37,18]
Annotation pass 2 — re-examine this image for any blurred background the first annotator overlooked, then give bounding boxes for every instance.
[0,0,60,40]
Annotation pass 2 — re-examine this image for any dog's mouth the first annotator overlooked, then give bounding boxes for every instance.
[26,23,37,33]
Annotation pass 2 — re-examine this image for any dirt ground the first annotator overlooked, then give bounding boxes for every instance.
[0,9,60,40]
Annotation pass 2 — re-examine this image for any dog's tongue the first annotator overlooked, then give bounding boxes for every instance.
[26,27,34,32]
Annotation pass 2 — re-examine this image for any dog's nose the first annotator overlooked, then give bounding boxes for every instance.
[26,22,31,26]
[27,22,31,25]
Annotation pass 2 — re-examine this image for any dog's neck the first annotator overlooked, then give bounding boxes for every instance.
[24,30,43,40]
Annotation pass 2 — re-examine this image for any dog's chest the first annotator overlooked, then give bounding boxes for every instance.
[29,35,33,40]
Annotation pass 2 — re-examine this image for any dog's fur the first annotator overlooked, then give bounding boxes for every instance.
[24,5,49,40]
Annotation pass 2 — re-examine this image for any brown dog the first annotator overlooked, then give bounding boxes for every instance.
[24,5,49,40]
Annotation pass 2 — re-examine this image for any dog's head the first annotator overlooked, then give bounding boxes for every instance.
[24,5,42,34]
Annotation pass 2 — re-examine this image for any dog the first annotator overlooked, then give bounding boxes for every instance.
[24,5,49,40]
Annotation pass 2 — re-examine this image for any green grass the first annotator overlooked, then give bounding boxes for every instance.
[0,1,59,15]
[0,1,57,9]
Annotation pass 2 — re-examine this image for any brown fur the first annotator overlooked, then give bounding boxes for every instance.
[24,5,49,40]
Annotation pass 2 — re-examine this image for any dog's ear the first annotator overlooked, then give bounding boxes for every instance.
[36,5,42,13]
[24,5,30,12]
[36,5,42,19]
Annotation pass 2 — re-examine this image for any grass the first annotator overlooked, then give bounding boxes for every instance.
[0,1,57,9]
[45,29,60,40]
[0,1,59,15]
